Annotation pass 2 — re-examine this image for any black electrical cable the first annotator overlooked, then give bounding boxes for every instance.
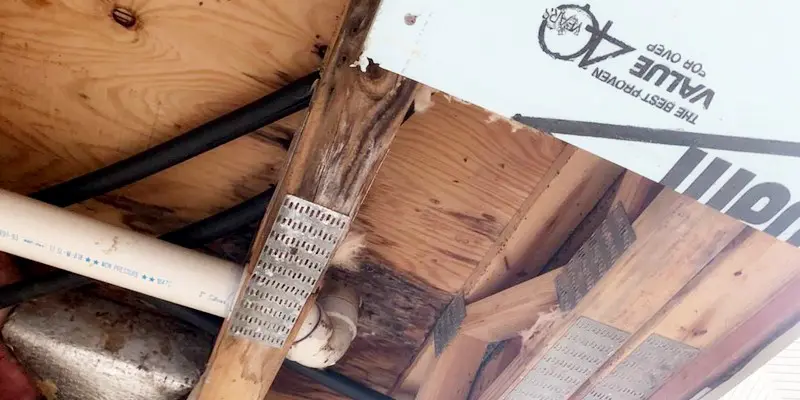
[2,84,417,399]
[4,73,311,316]
[284,360,394,400]
[0,271,88,309]
[0,197,391,400]
[10,75,313,309]
[31,72,318,207]
[158,186,275,248]
[10,93,416,308]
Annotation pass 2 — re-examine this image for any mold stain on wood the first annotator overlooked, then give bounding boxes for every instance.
[93,194,190,235]
[272,262,452,397]
[199,223,453,396]
[0,0,339,232]
[0,1,567,397]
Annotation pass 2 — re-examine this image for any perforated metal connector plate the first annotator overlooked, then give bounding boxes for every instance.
[229,195,350,347]
[584,334,699,400]
[556,205,636,311]
[433,295,466,356]
[508,317,630,400]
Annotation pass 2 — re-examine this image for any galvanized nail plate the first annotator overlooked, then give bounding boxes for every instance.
[508,317,630,400]
[229,195,350,347]
[584,334,699,400]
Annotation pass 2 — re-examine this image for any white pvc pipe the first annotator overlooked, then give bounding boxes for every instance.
[287,284,359,368]
[0,189,241,317]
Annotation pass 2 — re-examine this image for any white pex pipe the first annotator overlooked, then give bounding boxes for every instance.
[0,189,242,317]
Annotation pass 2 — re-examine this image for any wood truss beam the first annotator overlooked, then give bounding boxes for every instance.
[567,229,800,399]
[415,170,799,400]
[413,170,661,400]
[462,147,623,302]
[479,190,745,399]
[192,0,417,398]
[416,270,558,400]
[392,148,622,397]
[652,243,800,399]
[460,269,559,342]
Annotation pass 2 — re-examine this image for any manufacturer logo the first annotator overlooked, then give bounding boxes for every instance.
[539,4,635,68]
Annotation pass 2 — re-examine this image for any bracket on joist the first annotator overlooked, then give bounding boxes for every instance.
[191,0,418,398]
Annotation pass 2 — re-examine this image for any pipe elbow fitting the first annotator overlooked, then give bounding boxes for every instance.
[287,284,359,369]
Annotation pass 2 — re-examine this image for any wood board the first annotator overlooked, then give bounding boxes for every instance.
[0,1,566,396]
[391,148,621,396]
[192,0,420,394]
[479,190,745,399]
[652,272,800,399]
[567,229,800,399]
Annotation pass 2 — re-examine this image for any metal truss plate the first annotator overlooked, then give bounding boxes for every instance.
[229,195,350,347]
[433,294,466,356]
[584,334,699,400]
[556,204,636,311]
[508,317,630,400]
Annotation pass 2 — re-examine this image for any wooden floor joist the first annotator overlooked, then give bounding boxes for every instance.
[391,147,621,396]
[567,228,800,399]
[415,270,559,400]
[460,269,559,343]
[652,271,800,399]
[478,189,745,399]
[404,159,798,400]
[462,147,623,302]
[398,167,659,398]
[413,268,559,400]
[462,171,662,400]
[416,335,489,400]
[467,338,522,400]
[192,0,417,398]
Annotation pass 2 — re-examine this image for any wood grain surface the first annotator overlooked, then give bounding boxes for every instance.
[567,229,800,399]
[479,190,746,399]
[0,0,566,397]
[416,334,489,400]
[0,0,563,291]
[461,269,559,343]
[357,95,564,294]
[462,147,622,302]
[652,272,800,400]
[467,339,523,400]
[194,0,418,396]
[0,0,337,233]
[390,147,616,396]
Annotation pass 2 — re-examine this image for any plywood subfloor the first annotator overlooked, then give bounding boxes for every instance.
[0,0,565,397]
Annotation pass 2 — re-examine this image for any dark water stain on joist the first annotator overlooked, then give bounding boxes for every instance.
[81,203,452,397]
[273,261,453,398]
[251,125,294,151]
[444,210,501,240]
[94,194,190,235]
[312,43,329,60]
[434,246,479,265]
[323,262,452,393]
[202,226,454,397]
[22,0,50,9]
